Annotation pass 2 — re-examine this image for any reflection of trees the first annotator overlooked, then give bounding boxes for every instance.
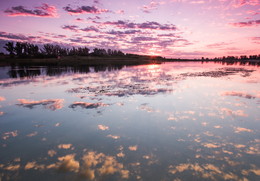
[8,65,41,78]
[93,65,124,72]
[211,60,260,66]
[7,65,124,78]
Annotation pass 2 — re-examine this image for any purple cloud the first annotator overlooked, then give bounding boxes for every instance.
[107,30,141,35]
[0,31,69,48]
[62,25,99,32]
[132,36,157,42]
[63,5,109,15]
[157,33,179,37]
[102,20,177,31]
[87,16,101,21]
[93,0,100,4]
[230,19,260,27]
[4,4,57,18]
[81,26,99,32]
[62,25,79,32]
[0,31,34,41]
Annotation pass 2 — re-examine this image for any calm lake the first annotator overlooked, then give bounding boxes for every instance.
[0,62,259,181]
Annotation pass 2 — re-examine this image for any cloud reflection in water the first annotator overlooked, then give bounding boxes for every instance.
[0,63,259,180]
[17,99,64,111]
[69,102,108,109]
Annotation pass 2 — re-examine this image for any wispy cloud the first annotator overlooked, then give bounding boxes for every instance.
[190,1,206,4]
[63,5,109,15]
[61,25,79,32]
[221,91,259,99]
[251,37,260,44]
[141,1,164,13]
[0,31,36,41]
[99,20,177,31]
[230,19,260,27]
[207,42,232,49]
[233,0,259,8]
[62,25,100,32]
[234,127,253,133]
[4,4,57,18]
[106,30,141,35]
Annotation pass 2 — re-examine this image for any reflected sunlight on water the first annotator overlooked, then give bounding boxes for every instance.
[0,62,259,181]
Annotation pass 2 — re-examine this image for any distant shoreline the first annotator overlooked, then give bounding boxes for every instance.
[0,55,259,66]
[1,41,259,66]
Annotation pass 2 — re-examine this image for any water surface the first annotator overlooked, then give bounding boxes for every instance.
[0,62,259,181]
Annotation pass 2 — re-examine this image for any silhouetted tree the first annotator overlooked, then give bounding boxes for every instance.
[91,48,107,56]
[4,42,15,56]
[4,41,129,58]
[13,42,40,57]
[41,44,61,58]
[14,42,23,57]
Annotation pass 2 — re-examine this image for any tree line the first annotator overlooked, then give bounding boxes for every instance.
[3,41,125,58]
[203,55,260,61]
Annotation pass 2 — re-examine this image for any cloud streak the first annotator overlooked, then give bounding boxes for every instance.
[0,31,36,41]
[233,0,260,7]
[141,1,162,13]
[230,19,260,27]
[63,5,109,15]
[221,91,259,99]
[4,4,57,18]
[100,20,177,31]
[62,25,100,33]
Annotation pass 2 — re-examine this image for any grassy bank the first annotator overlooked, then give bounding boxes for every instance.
[0,55,166,66]
[0,55,259,67]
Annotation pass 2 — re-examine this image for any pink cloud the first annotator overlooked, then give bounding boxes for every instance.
[221,108,248,117]
[4,4,58,18]
[116,10,125,14]
[251,37,260,44]
[233,0,259,7]
[230,19,260,27]
[0,96,6,101]
[207,42,231,49]
[141,1,163,13]
[234,127,253,133]
[98,125,109,131]
[246,10,260,15]
[190,1,206,4]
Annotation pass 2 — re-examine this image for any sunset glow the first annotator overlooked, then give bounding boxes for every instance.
[0,0,259,58]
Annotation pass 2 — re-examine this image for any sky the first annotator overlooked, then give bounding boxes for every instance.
[0,0,259,58]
